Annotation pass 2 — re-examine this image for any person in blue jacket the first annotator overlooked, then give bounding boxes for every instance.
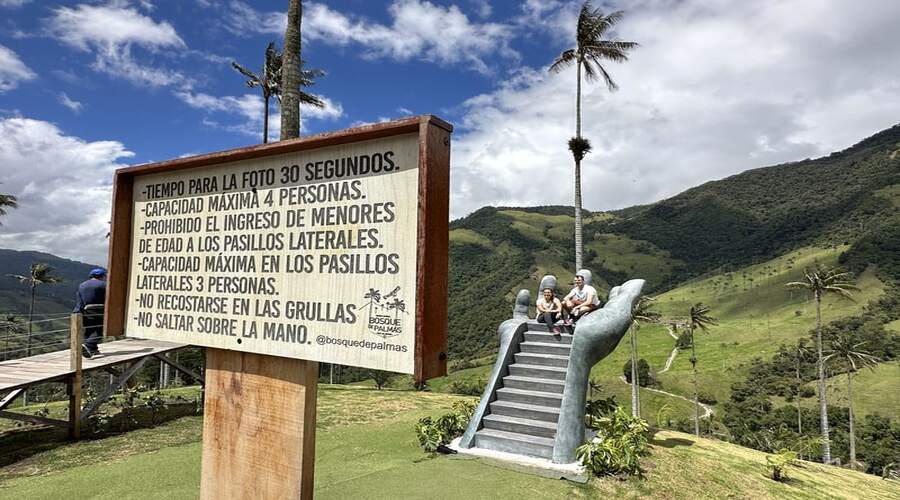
[74,268,106,358]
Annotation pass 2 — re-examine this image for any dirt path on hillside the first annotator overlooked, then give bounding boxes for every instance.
[658,324,680,374]
[619,376,713,420]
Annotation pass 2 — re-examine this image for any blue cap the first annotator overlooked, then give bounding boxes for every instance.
[90,268,107,277]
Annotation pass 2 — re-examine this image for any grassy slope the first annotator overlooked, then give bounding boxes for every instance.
[1,388,897,499]
[779,362,900,419]
[432,244,885,423]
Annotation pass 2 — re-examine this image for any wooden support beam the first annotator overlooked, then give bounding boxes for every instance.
[0,410,68,427]
[0,389,23,411]
[69,314,83,439]
[81,357,148,421]
[153,353,203,385]
[200,349,318,499]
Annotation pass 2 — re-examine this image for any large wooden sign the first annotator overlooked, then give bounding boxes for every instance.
[106,116,450,380]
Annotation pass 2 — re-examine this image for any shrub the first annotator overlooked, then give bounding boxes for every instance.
[577,404,651,477]
[697,391,718,405]
[415,400,477,452]
[446,377,486,396]
[766,448,798,481]
[623,358,656,387]
[369,370,395,390]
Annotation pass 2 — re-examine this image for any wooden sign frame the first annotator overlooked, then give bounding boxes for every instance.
[105,115,451,381]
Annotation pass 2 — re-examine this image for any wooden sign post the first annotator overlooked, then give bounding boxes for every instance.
[105,116,451,498]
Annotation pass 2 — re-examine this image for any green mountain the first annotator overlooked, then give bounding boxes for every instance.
[447,123,900,360]
[0,248,101,317]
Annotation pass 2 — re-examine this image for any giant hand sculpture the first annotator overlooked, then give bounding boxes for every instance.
[552,278,645,463]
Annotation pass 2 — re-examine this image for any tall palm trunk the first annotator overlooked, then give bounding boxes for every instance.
[573,59,583,271]
[263,96,270,143]
[690,327,700,436]
[630,327,640,417]
[26,284,35,357]
[847,371,856,467]
[795,352,802,436]
[280,0,302,140]
[814,291,831,463]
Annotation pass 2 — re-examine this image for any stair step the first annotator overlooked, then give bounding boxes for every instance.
[524,331,573,344]
[490,400,560,422]
[502,375,565,394]
[496,387,563,407]
[519,341,572,356]
[508,363,568,381]
[482,413,558,439]
[514,352,569,368]
[474,428,554,459]
[527,322,574,335]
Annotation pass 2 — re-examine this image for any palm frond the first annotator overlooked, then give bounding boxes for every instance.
[549,49,577,73]
[689,302,717,332]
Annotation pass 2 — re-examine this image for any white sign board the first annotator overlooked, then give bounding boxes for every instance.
[125,134,421,373]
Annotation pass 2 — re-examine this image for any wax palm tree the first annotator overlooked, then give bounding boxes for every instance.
[786,265,858,464]
[629,295,660,418]
[281,0,303,140]
[549,4,637,270]
[233,42,325,143]
[0,192,17,225]
[792,340,813,435]
[823,334,878,468]
[686,302,717,436]
[232,43,280,143]
[8,263,63,358]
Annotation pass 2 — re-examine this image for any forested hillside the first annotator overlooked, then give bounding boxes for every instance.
[447,123,900,359]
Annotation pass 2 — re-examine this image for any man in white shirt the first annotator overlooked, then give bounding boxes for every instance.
[562,274,600,325]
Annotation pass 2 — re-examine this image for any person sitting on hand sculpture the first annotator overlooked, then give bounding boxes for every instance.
[535,287,563,334]
[562,274,599,326]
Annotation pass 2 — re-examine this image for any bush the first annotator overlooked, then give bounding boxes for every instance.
[798,386,816,398]
[623,358,656,387]
[676,330,693,350]
[766,448,798,481]
[369,370,395,390]
[697,391,718,405]
[446,377,486,396]
[414,400,477,452]
[577,404,650,477]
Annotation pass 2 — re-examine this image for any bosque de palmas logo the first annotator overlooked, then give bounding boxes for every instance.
[360,286,406,338]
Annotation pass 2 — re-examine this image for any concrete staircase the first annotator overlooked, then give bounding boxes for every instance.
[473,321,573,459]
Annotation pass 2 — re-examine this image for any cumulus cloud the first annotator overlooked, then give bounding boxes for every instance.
[174,90,343,139]
[449,0,900,219]
[0,45,36,92]
[0,118,134,264]
[226,0,517,73]
[58,92,83,113]
[46,4,186,87]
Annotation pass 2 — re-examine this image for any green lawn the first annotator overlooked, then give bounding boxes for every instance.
[1,387,896,499]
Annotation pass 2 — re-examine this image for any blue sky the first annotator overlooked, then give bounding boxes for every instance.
[2,0,900,265]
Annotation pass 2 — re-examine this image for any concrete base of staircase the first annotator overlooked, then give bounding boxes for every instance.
[447,437,589,483]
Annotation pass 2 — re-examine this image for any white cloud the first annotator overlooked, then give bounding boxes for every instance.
[174,90,343,139]
[0,118,134,264]
[0,0,30,7]
[58,92,83,113]
[46,4,186,87]
[226,0,517,74]
[0,45,36,92]
[449,0,900,219]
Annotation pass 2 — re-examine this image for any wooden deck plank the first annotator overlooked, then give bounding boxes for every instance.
[0,338,187,392]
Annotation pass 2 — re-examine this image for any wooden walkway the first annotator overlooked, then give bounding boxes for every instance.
[0,338,186,392]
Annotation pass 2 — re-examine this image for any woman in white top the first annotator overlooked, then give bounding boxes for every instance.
[536,287,563,334]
